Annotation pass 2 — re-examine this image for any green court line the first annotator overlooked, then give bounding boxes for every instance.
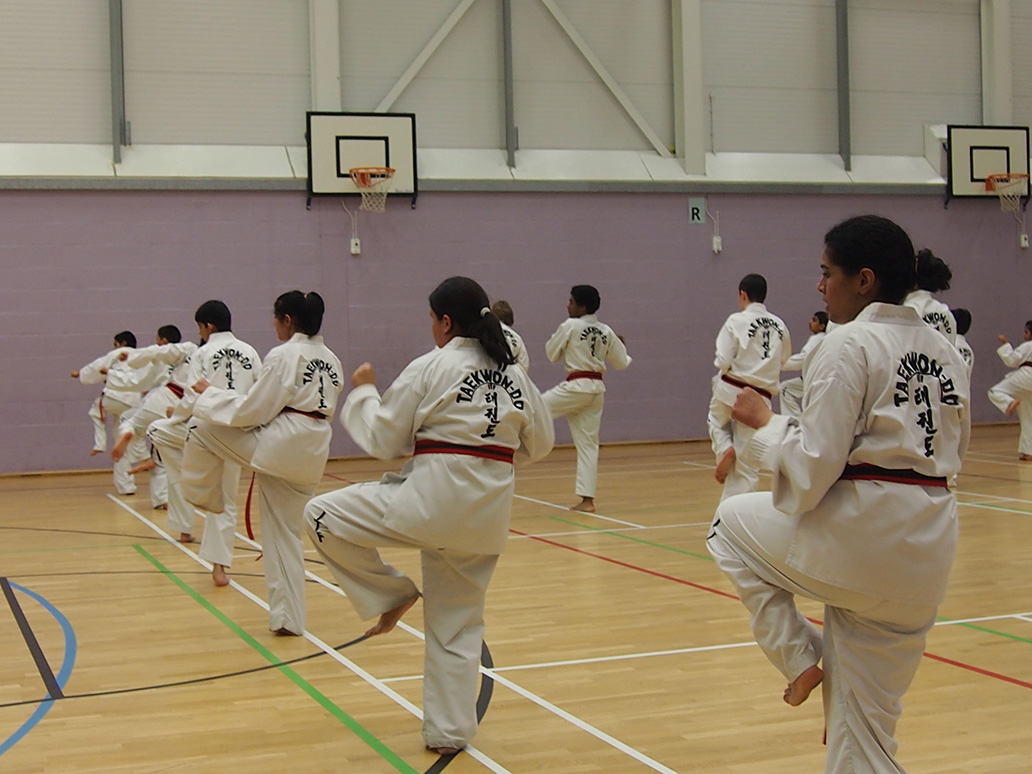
[937,615,1032,645]
[132,544,419,774]
[548,516,714,562]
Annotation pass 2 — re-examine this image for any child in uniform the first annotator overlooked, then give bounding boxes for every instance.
[988,319,1032,460]
[778,310,828,419]
[490,299,530,371]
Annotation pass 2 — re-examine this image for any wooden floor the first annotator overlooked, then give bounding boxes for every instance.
[2,425,1031,773]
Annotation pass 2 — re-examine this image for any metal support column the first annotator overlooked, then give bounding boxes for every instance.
[502,0,517,168]
[109,0,126,163]
[836,0,851,172]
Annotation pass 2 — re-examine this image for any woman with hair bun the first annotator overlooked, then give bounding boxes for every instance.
[707,215,970,773]
[181,290,343,636]
[904,248,958,344]
[303,276,553,756]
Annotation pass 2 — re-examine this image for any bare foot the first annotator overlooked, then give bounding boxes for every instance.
[426,746,462,756]
[571,497,595,513]
[273,627,301,636]
[90,449,103,457]
[129,458,156,475]
[110,432,133,462]
[178,533,194,544]
[715,448,736,484]
[154,503,168,510]
[212,564,229,587]
[1007,399,1020,418]
[365,594,420,637]
[1020,454,1032,462]
[784,664,823,706]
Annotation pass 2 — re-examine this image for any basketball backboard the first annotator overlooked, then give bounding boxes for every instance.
[946,125,1029,200]
[306,111,417,201]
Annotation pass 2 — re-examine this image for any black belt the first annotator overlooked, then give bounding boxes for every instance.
[720,373,772,400]
[282,407,327,420]
[839,463,948,488]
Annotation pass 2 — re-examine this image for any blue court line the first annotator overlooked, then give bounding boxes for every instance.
[0,582,77,756]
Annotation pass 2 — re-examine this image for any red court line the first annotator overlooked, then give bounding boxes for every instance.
[323,473,357,484]
[509,528,1032,692]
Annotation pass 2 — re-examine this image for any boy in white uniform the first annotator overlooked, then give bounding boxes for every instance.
[708,215,970,774]
[304,277,553,755]
[988,320,1032,459]
[491,300,529,371]
[778,310,827,419]
[543,285,631,513]
[708,274,791,499]
[71,331,146,494]
[148,301,260,553]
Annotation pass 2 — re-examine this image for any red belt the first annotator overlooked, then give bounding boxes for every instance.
[282,406,328,420]
[720,373,772,400]
[166,382,185,399]
[566,371,603,381]
[839,463,948,488]
[413,439,514,464]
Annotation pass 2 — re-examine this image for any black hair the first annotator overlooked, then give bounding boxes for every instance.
[114,331,136,348]
[429,277,514,368]
[813,311,829,329]
[157,324,182,344]
[275,290,325,336]
[915,248,952,292]
[570,285,601,314]
[1025,320,1032,335]
[951,308,971,336]
[739,274,767,303]
[823,215,916,305]
[491,300,515,326]
[194,300,232,332]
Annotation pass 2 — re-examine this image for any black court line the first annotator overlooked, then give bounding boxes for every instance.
[0,524,167,541]
[0,633,369,710]
[424,640,494,774]
[1,576,64,700]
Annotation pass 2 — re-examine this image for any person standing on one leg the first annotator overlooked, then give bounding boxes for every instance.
[707,215,970,774]
[708,274,791,499]
[181,291,342,632]
[778,311,826,419]
[304,277,553,755]
[542,285,630,513]
[71,331,143,495]
[148,301,260,548]
[988,319,1032,460]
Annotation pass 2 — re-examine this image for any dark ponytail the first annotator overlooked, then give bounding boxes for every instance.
[275,290,325,335]
[429,277,515,368]
[914,248,952,292]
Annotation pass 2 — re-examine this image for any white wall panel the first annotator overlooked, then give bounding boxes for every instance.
[850,0,980,156]
[123,0,310,145]
[701,0,838,153]
[1014,5,1032,132]
[0,0,110,143]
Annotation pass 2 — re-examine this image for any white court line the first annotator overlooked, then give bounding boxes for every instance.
[957,500,1032,517]
[962,454,1032,469]
[111,496,683,774]
[681,460,715,470]
[935,611,1032,626]
[513,494,645,528]
[106,495,511,774]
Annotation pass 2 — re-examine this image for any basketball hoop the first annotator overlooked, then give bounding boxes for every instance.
[986,173,1030,213]
[349,166,395,213]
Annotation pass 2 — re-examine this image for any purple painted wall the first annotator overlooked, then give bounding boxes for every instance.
[0,189,1022,475]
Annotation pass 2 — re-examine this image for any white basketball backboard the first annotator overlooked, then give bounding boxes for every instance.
[947,125,1029,198]
[306,111,417,199]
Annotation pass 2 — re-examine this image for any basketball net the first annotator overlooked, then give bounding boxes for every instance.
[986,173,1029,214]
[349,167,395,213]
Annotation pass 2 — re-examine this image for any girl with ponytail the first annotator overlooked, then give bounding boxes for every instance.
[303,275,553,756]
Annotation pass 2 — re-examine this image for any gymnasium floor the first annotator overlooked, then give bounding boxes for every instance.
[2,425,1031,773]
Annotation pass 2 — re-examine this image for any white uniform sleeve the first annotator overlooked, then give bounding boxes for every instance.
[544,322,570,364]
[783,332,817,372]
[713,318,737,372]
[514,382,555,466]
[193,349,293,427]
[779,326,792,368]
[341,362,427,459]
[515,344,530,372]
[605,330,632,370]
[998,341,1032,368]
[740,342,866,515]
[126,342,193,368]
[78,349,120,384]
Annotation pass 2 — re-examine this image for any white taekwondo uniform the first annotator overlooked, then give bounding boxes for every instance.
[708,302,791,499]
[707,302,970,774]
[304,337,553,750]
[955,333,974,378]
[988,339,1032,455]
[148,332,259,548]
[78,347,143,494]
[542,314,631,499]
[181,333,343,635]
[904,289,957,345]
[500,322,529,371]
[778,329,827,419]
